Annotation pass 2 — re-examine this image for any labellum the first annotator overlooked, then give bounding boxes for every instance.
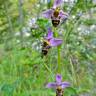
[56,86,64,96]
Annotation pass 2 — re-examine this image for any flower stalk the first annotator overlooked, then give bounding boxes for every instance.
[57,45,61,73]
[54,27,61,73]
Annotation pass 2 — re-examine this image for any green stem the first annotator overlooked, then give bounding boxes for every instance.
[57,46,61,73]
[54,27,61,73]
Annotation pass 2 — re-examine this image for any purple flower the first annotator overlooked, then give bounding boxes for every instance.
[42,0,68,27]
[46,74,70,89]
[45,28,63,47]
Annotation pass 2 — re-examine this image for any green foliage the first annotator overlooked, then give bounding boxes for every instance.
[31,18,49,38]
[64,87,77,96]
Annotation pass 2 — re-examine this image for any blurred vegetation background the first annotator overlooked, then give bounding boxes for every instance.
[0,0,96,96]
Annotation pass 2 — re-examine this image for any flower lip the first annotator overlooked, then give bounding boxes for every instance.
[43,39,50,46]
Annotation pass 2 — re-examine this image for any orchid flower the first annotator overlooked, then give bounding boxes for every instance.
[46,74,70,89]
[46,74,70,96]
[44,28,63,47]
[42,0,68,27]
[42,28,62,57]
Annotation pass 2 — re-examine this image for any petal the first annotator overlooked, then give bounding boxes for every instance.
[46,82,57,88]
[47,28,53,39]
[45,28,53,40]
[53,0,63,8]
[59,10,69,20]
[56,74,62,84]
[50,38,63,47]
[42,9,53,19]
[61,82,70,89]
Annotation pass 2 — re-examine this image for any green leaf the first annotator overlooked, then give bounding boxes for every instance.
[64,87,78,96]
